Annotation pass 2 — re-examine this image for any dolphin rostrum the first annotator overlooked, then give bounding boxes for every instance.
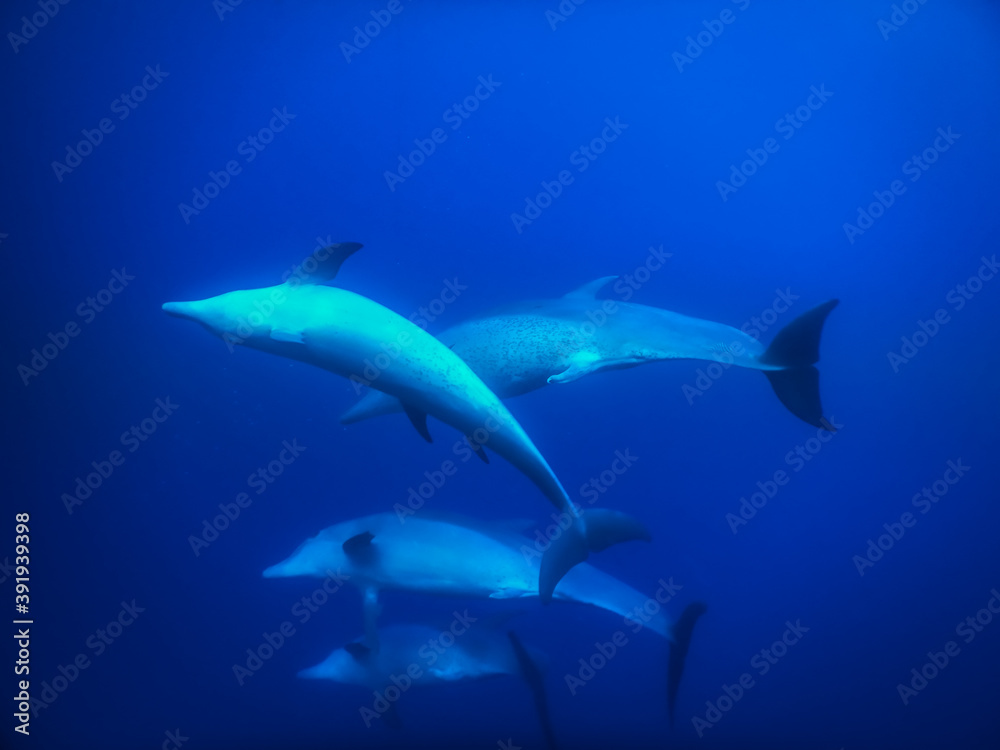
[264,512,706,723]
[162,245,648,600]
[342,278,839,430]
[300,621,557,745]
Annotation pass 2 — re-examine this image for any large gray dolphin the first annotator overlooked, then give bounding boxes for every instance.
[162,245,647,600]
[301,622,556,745]
[342,278,839,430]
[264,512,706,723]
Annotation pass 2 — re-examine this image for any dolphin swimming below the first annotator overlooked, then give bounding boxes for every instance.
[162,245,648,600]
[264,511,706,723]
[342,277,839,430]
[300,622,557,746]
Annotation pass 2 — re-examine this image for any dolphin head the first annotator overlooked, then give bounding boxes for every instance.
[297,646,370,686]
[262,524,353,579]
[162,288,279,345]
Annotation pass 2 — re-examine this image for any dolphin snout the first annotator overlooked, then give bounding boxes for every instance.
[162,301,196,320]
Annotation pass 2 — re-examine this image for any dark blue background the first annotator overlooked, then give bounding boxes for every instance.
[2,1,999,748]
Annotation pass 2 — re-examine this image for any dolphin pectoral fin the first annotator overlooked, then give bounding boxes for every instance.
[563,276,619,300]
[468,439,489,464]
[401,403,433,443]
[296,242,363,284]
[507,631,558,750]
[269,327,304,344]
[668,602,708,727]
[343,531,375,557]
[547,356,601,385]
[759,299,839,429]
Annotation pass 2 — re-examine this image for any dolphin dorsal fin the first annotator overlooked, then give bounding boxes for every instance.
[564,276,618,300]
[344,642,371,661]
[343,531,374,556]
[294,242,363,285]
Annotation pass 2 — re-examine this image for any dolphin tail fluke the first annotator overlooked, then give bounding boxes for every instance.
[508,631,558,750]
[667,601,707,727]
[538,509,651,604]
[581,508,651,552]
[759,299,839,429]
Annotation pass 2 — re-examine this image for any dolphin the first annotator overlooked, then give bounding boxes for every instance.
[162,245,648,600]
[264,511,706,723]
[341,277,839,430]
[300,622,557,746]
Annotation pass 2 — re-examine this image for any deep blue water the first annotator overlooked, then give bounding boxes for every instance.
[2,1,1000,748]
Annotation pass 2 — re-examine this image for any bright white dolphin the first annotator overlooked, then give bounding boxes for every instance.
[343,278,839,430]
[162,245,648,600]
[301,621,556,744]
[264,511,707,723]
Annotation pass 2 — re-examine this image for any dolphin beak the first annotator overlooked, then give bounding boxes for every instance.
[262,562,287,578]
[162,301,197,320]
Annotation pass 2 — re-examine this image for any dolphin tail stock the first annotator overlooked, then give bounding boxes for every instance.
[538,508,651,605]
[667,601,708,727]
[758,299,840,430]
[507,630,558,750]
